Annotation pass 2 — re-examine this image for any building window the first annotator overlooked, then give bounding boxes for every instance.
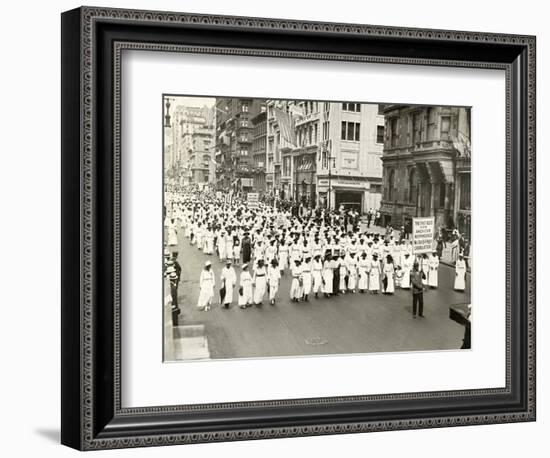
[389,118,399,147]
[314,123,318,144]
[240,148,248,156]
[341,121,360,141]
[460,173,471,210]
[241,103,249,112]
[408,167,418,204]
[439,183,446,208]
[342,102,361,112]
[241,119,248,127]
[388,169,396,201]
[427,107,437,140]
[440,116,451,140]
[323,121,329,141]
[376,125,385,144]
[412,113,422,144]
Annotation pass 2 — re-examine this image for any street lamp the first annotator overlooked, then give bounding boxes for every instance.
[164,97,173,128]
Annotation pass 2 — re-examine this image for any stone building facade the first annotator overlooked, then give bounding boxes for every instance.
[379,105,471,235]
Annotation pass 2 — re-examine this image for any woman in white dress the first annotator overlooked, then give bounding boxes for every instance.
[428,251,439,288]
[311,255,323,298]
[197,261,215,311]
[278,242,289,273]
[322,254,334,297]
[220,260,237,308]
[267,259,281,305]
[232,238,241,265]
[454,255,467,291]
[203,227,214,255]
[401,253,413,289]
[358,252,370,293]
[290,259,303,302]
[252,259,267,305]
[338,253,348,294]
[346,253,358,293]
[369,254,381,294]
[167,219,178,247]
[383,255,395,294]
[421,254,430,286]
[238,264,253,308]
[218,230,227,261]
[301,256,313,301]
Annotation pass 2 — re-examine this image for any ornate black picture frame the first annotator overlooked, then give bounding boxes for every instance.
[61,6,536,450]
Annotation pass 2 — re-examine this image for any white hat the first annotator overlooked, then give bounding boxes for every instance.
[204,260,211,267]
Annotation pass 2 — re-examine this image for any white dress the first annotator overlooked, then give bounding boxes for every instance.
[322,260,333,294]
[290,264,303,299]
[218,235,227,261]
[312,260,323,293]
[454,259,466,291]
[301,262,313,295]
[421,259,430,286]
[167,225,178,247]
[279,246,289,271]
[383,263,395,293]
[232,243,241,262]
[339,262,347,291]
[369,260,381,291]
[253,266,267,304]
[428,255,439,287]
[358,258,370,290]
[220,267,237,305]
[197,269,215,309]
[268,266,281,300]
[401,257,413,288]
[346,257,358,290]
[238,271,253,306]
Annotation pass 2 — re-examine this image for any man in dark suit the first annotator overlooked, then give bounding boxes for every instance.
[410,261,425,318]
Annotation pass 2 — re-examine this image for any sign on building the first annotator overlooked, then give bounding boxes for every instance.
[412,217,435,254]
[241,178,253,188]
[247,192,259,210]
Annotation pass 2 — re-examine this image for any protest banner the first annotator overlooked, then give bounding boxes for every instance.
[412,217,435,254]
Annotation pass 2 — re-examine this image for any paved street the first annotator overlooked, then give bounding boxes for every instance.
[165,231,470,361]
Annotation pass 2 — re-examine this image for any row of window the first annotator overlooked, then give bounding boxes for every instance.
[388,110,454,147]
[342,102,361,112]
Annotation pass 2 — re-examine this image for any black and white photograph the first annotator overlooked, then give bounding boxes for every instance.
[162,96,472,361]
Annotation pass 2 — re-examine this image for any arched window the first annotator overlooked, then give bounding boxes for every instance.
[409,167,418,204]
[388,169,395,201]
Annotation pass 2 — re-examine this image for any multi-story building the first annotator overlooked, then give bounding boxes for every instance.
[266,100,297,199]
[177,105,214,185]
[315,102,385,212]
[263,100,384,211]
[292,100,319,205]
[379,105,471,234]
[215,98,265,190]
[250,110,267,192]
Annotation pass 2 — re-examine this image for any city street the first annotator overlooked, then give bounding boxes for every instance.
[165,229,470,361]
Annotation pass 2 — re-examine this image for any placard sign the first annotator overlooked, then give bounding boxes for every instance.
[247,192,259,209]
[412,217,435,254]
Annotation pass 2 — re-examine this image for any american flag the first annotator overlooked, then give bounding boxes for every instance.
[273,106,297,148]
